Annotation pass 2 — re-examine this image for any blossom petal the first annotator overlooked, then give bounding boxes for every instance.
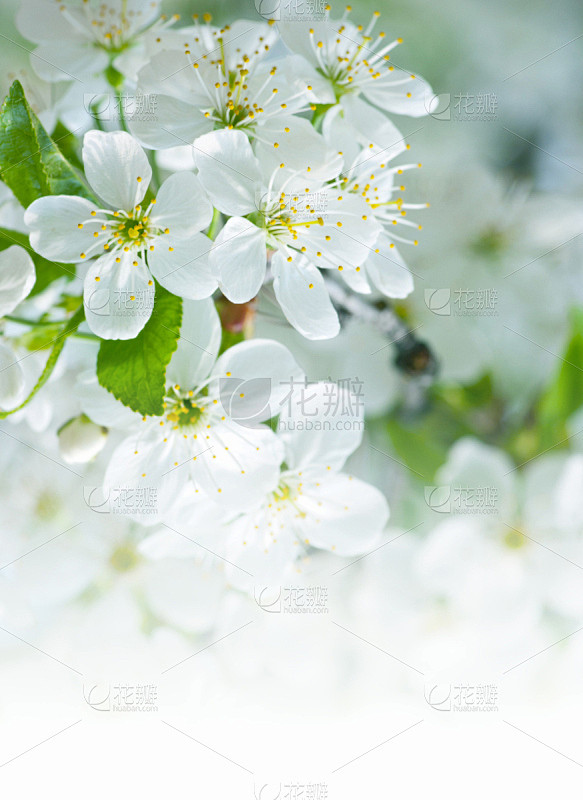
[83,252,154,340]
[193,129,261,216]
[278,382,364,470]
[16,0,75,41]
[210,217,267,303]
[0,246,36,316]
[167,298,221,390]
[212,338,304,425]
[148,233,217,300]
[149,172,213,237]
[103,423,187,521]
[128,94,211,149]
[25,195,101,262]
[76,369,140,427]
[363,70,438,117]
[30,41,108,82]
[272,250,339,340]
[189,422,284,512]
[82,130,151,210]
[255,115,343,183]
[224,512,298,589]
[292,470,388,555]
[365,235,414,298]
[0,341,25,410]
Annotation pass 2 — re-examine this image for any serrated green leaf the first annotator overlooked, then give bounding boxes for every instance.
[0,305,85,419]
[0,80,92,208]
[96,285,183,416]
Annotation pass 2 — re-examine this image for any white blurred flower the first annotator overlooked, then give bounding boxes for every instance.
[16,0,167,86]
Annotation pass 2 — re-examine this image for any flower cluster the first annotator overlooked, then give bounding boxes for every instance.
[0,3,435,590]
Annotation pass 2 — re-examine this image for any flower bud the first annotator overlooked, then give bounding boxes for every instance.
[58,415,107,464]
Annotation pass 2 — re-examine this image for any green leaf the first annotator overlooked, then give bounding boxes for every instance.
[0,80,93,208]
[537,307,583,448]
[0,227,75,295]
[0,305,85,419]
[96,285,183,416]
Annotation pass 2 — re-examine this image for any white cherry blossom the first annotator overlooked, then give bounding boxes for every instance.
[78,298,304,516]
[24,130,215,339]
[278,7,437,122]
[16,0,168,86]
[142,383,389,589]
[194,128,381,339]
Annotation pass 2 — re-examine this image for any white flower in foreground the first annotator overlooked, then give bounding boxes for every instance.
[25,130,215,340]
[0,245,36,410]
[144,383,389,589]
[194,129,381,339]
[79,298,304,515]
[58,414,107,464]
[225,382,389,587]
[16,0,167,85]
[278,7,437,120]
[129,18,340,178]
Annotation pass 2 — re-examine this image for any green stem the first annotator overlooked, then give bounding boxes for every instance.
[4,315,98,339]
[207,207,222,240]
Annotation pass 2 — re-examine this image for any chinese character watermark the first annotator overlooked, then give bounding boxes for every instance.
[255,586,329,614]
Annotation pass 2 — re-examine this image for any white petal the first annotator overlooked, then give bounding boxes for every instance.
[212,338,304,425]
[299,192,381,269]
[339,263,371,294]
[25,195,101,263]
[30,40,108,82]
[167,298,221,390]
[255,116,343,183]
[193,129,261,216]
[128,94,212,149]
[0,246,36,316]
[76,369,140,427]
[272,250,339,340]
[148,233,217,299]
[324,95,407,163]
[278,382,364,471]
[83,252,154,340]
[292,470,388,555]
[0,341,25,410]
[363,70,438,117]
[82,130,151,210]
[224,512,298,589]
[189,422,284,512]
[16,0,75,41]
[103,423,186,521]
[149,172,213,237]
[279,54,336,104]
[211,217,267,303]
[365,234,414,298]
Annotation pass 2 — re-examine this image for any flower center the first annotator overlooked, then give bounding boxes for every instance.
[109,544,140,572]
